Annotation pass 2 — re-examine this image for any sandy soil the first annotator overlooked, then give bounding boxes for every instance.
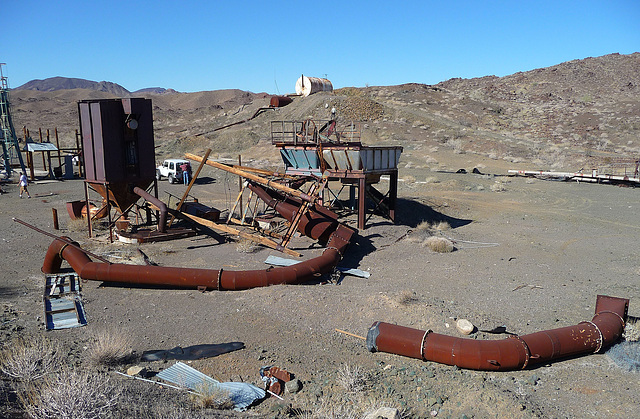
[0,159,639,418]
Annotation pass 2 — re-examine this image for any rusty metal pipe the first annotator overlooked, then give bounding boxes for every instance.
[41,183,355,291]
[366,295,628,371]
[133,186,167,233]
[247,182,341,245]
[42,230,350,291]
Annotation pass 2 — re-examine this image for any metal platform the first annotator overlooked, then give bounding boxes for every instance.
[272,120,403,229]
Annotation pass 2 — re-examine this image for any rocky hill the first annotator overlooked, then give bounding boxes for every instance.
[8,52,640,173]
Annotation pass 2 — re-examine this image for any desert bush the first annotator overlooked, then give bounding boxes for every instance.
[490,181,506,192]
[423,236,454,253]
[85,328,133,366]
[623,316,640,342]
[67,217,89,232]
[445,138,464,154]
[21,368,120,419]
[235,238,259,253]
[396,290,419,306]
[0,336,59,382]
[416,220,450,232]
[337,364,368,394]
[189,382,234,410]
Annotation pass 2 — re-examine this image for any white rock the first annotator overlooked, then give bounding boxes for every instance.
[364,407,401,419]
[456,318,475,335]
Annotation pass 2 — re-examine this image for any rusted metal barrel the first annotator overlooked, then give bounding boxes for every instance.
[367,295,628,371]
[270,96,293,108]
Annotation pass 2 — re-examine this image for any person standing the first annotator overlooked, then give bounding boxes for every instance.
[19,172,31,198]
[180,162,190,184]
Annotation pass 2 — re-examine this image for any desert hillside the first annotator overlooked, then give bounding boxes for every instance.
[9,52,639,174]
[1,53,640,418]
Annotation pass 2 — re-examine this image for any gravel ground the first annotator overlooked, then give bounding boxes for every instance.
[0,165,639,418]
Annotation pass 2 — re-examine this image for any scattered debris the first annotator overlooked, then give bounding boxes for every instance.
[43,273,87,330]
[264,255,370,278]
[509,166,640,186]
[335,328,366,340]
[260,366,292,397]
[141,342,245,362]
[157,362,266,411]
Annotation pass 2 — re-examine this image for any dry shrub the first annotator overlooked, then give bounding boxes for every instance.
[189,382,234,410]
[66,217,109,232]
[66,217,89,232]
[21,368,120,419]
[337,364,368,394]
[0,336,59,382]
[396,290,419,306]
[490,181,506,192]
[416,220,450,232]
[309,398,360,419]
[85,328,133,366]
[624,316,640,342]
[423,236,454,253]
[235,238,259,253]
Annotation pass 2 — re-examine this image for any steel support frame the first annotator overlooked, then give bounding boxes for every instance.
[326,168,398,230]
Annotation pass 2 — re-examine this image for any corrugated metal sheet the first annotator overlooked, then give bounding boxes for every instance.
[27,142,58,152]
[43,273,87,330]
[156,362,265,411]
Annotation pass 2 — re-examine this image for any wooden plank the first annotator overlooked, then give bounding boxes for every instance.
[169,209,302,258]
[168,149,212,227]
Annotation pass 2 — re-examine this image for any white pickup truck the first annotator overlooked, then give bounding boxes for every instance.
[156,159,191,184]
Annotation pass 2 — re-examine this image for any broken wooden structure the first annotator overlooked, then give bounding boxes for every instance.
[271,119,403,229]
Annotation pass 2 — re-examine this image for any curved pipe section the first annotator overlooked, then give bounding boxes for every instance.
[366,295,628,371]
[133,186,167,233]
[42,185,355,291]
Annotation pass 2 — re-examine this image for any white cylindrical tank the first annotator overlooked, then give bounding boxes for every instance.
[295,75,333,97]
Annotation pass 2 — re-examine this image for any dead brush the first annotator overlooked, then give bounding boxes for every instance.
[85,328,133,367]
[624,315,640,342]
[235,237,259,253]
[189,382,234,410]
[423,236,455,253]
[66,217,108,232]
[66,217,89,232]
[20,368,120,419]
[396,290,419,306]
[0,336,59,382]
[407,220,450,244]
[337,364,368,394]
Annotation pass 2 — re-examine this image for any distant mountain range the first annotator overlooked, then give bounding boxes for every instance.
[15,77,175,95]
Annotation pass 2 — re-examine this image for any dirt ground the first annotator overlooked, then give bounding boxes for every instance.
[0,160,639,418]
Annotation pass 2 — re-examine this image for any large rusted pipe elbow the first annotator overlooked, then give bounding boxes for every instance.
[133,186,167,233]
[367,295,629,371]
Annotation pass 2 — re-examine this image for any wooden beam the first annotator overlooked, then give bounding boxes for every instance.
[169,209,302,258]
[167,149,211,228]
[185,153,316,203]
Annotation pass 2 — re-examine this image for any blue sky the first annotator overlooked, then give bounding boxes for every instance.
[3,1,639,93]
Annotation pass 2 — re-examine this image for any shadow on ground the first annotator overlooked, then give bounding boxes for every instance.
[394,197,472,229]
